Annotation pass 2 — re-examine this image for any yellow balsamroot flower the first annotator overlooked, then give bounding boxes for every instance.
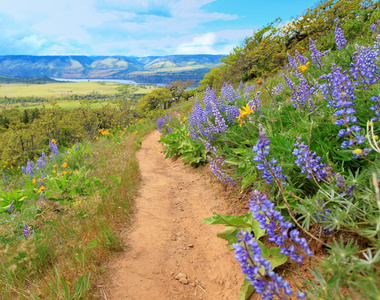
[61,171,67,175]
[53,164,57,168]
[236,114,247,126]
[257,78,263,85]
[38,186,45,193]
[69,171,72,174]
[352,149,363,155]
[62,162,67,168]
[187,133,190,137]
[32,178,36,184]
[75,170,79,174]
[51,139,57,144]
[52,169,57,174]
[239,104,254,115]
[298,62,310,72]
[236,104,255,126]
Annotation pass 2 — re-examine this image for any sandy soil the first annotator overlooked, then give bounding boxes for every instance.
[106,130,242,300]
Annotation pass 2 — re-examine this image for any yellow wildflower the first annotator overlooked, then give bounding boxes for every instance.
[53,164,57,168]
[62,162,67,168]
[52,169,57,174]
[187,133,190,137]
[297,62,310,72]
[352,149,363,155]
[38,186,45,193]
[51,139,57,144]
[61,171,67,175]
[257,78,263,85]
[32,178,36,184]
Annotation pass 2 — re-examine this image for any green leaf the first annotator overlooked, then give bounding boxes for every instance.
[269,247,287,269]
[202,213,252,227]
[241,174,256,192]
[238,278,255,300]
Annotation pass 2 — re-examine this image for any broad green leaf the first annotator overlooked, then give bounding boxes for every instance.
[238,278,255,300]
[202,213,252,227]
[269,247,287,269]
[241,174,256,192]
[231,148,247,154]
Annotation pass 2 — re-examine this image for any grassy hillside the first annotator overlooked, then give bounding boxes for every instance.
[0,55,224,84]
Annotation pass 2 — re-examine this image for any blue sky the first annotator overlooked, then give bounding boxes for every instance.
[0,0,319,57]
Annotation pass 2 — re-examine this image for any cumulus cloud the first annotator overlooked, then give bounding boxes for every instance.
[0,0,249,56]
[15,35,47,51]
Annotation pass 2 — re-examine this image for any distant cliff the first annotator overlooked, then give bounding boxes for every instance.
[0,55,223,84]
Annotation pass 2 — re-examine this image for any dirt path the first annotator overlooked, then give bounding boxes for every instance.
[106,130,242,300]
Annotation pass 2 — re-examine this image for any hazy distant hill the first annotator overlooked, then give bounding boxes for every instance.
[0,55,223,84]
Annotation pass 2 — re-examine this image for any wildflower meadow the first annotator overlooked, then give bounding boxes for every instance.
[158,19,380,299]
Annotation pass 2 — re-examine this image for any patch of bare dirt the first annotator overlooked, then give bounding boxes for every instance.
[106,130,242,299]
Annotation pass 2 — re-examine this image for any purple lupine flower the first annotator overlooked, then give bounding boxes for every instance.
[21,180,25,186]
[156,117,165,132]
[244,84,256,99]
[41,151,46,160]
[237,80,244,91]
[252,132,287,185]
[75,142,80,150]
[220,83,241,104]
[235,191,310,299]
[334,20,347,50]
[37,157,45,169]
[370,94,380,121]
[335,173,354,196]
[203,140,234,185]
[7,200,14,212]
[188,99,214,142]
[203,85,217,115]
[25,160,35,178]
[2,172,8,181]
[284,72,316,111]
[64,149,68,155]
[271,83,284,96]
[295,49,308,65]
[225,104,240,123]
[349,44,380,88]
[167,127,173,134]
[247,92,262,115]
[210,102,228,134]
[234,230,300,298]
[249,190,313,260]
[49,140,59,157]
[309,38,330,68]
[22,224,34,237]
[370,21,380,33]
[287,53,298,70]
[21,166,27,175]
[292,137,328,181]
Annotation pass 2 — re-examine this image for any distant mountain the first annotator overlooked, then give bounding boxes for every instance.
[0,55,224,84]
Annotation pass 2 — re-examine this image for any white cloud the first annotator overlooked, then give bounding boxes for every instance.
[0,0,246,56]
[15,35,47,50]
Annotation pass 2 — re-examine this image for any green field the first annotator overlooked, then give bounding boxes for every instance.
[0,81,155,98]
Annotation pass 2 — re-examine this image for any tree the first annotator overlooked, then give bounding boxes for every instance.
[168,80,195,102]
[136,87,172,117]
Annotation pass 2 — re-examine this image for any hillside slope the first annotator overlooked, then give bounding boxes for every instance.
[0,54,223,84]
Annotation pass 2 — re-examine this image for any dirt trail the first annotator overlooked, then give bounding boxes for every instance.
[107,130,242,300]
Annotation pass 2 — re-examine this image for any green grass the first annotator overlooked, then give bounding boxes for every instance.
[0,82,122,98]
[0,82,157,98]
